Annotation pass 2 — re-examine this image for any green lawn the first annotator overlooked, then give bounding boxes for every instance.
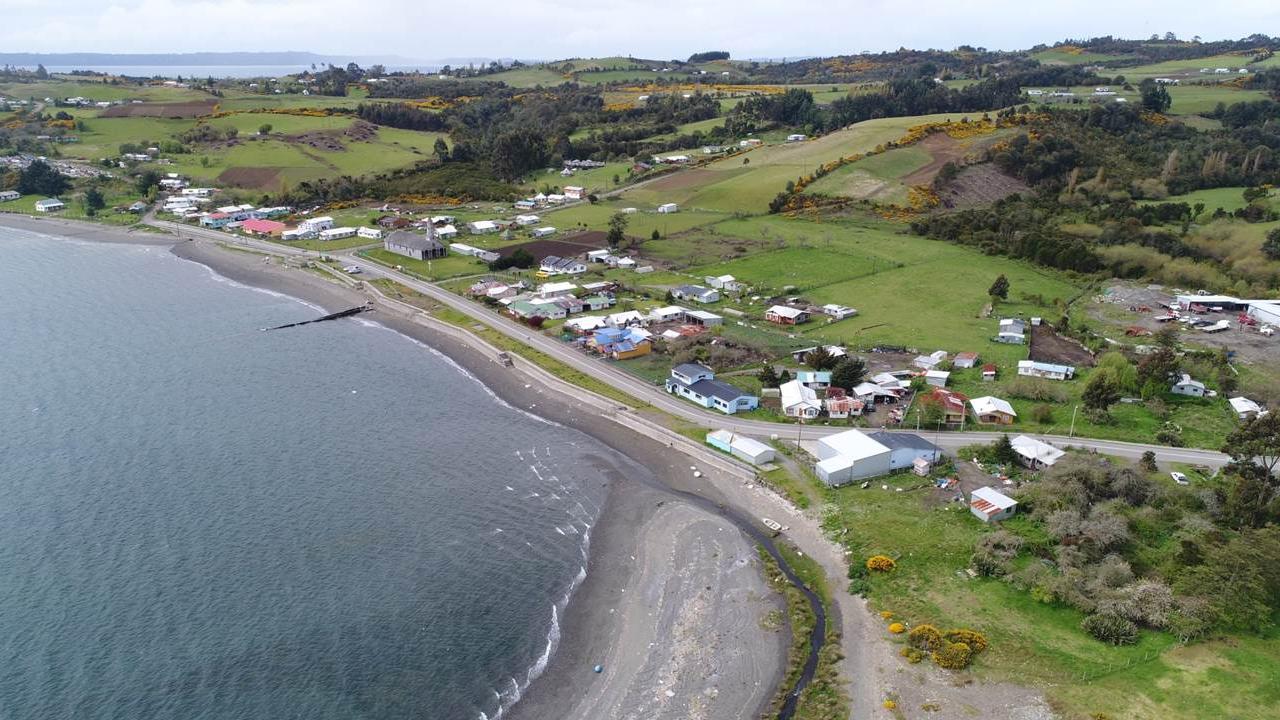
[1031,48,1131,65]
[0,79,209,103]
[824,478,1280,720]
[1117,54,1257,81]
[484,66,571,87]
[361,247,489,280]
[1140,186,1270,215]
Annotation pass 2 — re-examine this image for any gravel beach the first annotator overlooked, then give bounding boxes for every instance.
[1,216,788,720]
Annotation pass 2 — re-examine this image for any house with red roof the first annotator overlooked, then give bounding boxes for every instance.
[916,387,969,425]
[240,218,287,237]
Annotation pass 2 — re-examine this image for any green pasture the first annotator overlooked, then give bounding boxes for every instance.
[545,200,729,237]
[1117,54,1256,81]
[1031,48,1130,65]
[829,481,1280,720]
[485,66,569,88]
[804,145,932,202]
[0,79,207,103]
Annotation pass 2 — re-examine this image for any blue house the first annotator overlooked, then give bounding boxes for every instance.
[665,363,759,415]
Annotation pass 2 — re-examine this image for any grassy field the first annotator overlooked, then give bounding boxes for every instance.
[1031,48,1131,65]
[616,112,987,214]
[803,145,932,203]
[1117,54,1257,82]
[546,200,729,237]
[825,478,1280,720]
[1024,83,1266,116]
[1139,186,1269,215]
[362,247,490,280]
[0,79,208,103]
[484,66,569,88]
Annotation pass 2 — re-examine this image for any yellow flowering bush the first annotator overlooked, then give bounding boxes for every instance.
[888,622,906,634]
[866,555,896,572]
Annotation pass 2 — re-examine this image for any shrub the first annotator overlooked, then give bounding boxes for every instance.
[866,555,896,572]
[880,610,894,619]
[900,647,925,663]
[883,699,897,710]
[888,622,906,634]
[932,641,974,669]
[1081,613,1139,645]
[907,624,943,652]
[847,578,870,596]
[944,629,989,653]
[847,563,868,579]
[1031,404,1054,423]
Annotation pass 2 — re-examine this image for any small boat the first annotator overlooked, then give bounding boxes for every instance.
[761,518,783,533]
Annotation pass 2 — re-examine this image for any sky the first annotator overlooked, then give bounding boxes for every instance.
[2,0,1279,62]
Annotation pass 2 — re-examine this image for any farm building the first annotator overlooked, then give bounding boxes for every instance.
[657,203,679,213]
[786,133,807,142]
[532,226,557,239]
[969,396,1017,425]
[1171,374,1210,397]
[1017,360,1075,381]
[995,318,1026,343]
[866,431,941,471]
[672,285,720,304]
[685,309,723,326]
[536,256,588,275]
[706,430,776,466]
[813,429,892,486]
[1249,300,1280,326]
[822,304,857,320]
[954,352,979,368]
[970,486,1017,523]
[385,231,447,260]
[913,350,948,370]
[766,305,810,325]
[240,219,286,237]
[1229,396,1265,421]
[449,243,500,263]
[780,380,823,419]
[35,198,65,213]
[704,274,743,291]
[1010,435,1065,469]
[796,371,832,389]
[981,363,998,381]
[665,364,759,415]
[536,281,578,298]
[924,370,950,387]
[0,190,20,201]
[791,346,846,363]
[467,220,500,234]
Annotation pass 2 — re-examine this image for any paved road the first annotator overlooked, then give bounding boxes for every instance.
[150,218,1232,469]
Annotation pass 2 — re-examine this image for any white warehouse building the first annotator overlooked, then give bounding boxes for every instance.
[813,429,892,486]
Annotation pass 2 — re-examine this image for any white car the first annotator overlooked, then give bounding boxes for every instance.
[342,265,362,274]
[1170,471,1189,485]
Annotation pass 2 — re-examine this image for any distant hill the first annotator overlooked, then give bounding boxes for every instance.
[0,51,415,67]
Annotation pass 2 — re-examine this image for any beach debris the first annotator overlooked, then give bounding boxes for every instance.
[693,471,703,478]
[593,664,603,673]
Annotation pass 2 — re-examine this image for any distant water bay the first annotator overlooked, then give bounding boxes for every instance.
[0,228,605,719]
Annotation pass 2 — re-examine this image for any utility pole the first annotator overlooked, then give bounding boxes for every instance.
[1069,404,1079,438]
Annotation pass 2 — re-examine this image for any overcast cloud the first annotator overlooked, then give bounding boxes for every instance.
[2,0,1278,61]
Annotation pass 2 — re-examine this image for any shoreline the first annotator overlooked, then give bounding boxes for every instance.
[2,216,789,720]
[3,214,1061,719]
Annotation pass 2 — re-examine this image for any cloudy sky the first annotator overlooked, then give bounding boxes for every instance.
[2,0,1278,61]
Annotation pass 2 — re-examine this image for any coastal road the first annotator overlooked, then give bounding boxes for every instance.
[148,218,1231,469]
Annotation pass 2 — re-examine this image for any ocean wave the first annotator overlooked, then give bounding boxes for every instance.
[360,319,562,428]
[172,253,327,313]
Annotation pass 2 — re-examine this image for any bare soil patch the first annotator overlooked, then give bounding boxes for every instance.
[901,133,968,187]
[1029,324,1096,367]
[217,166,282,189]
[288,129,346,152]
[938,163,1030,209]
[495,230,610,259]
[644,168,721,192]
[100,100,217,119]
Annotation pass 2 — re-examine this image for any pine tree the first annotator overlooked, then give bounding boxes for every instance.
[988,274,1010,300]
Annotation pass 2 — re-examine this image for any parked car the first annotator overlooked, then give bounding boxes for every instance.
[342,265,362,274]
[1170,471,1189,485]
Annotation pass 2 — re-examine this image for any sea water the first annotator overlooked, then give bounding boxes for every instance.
[0,228,605,719]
